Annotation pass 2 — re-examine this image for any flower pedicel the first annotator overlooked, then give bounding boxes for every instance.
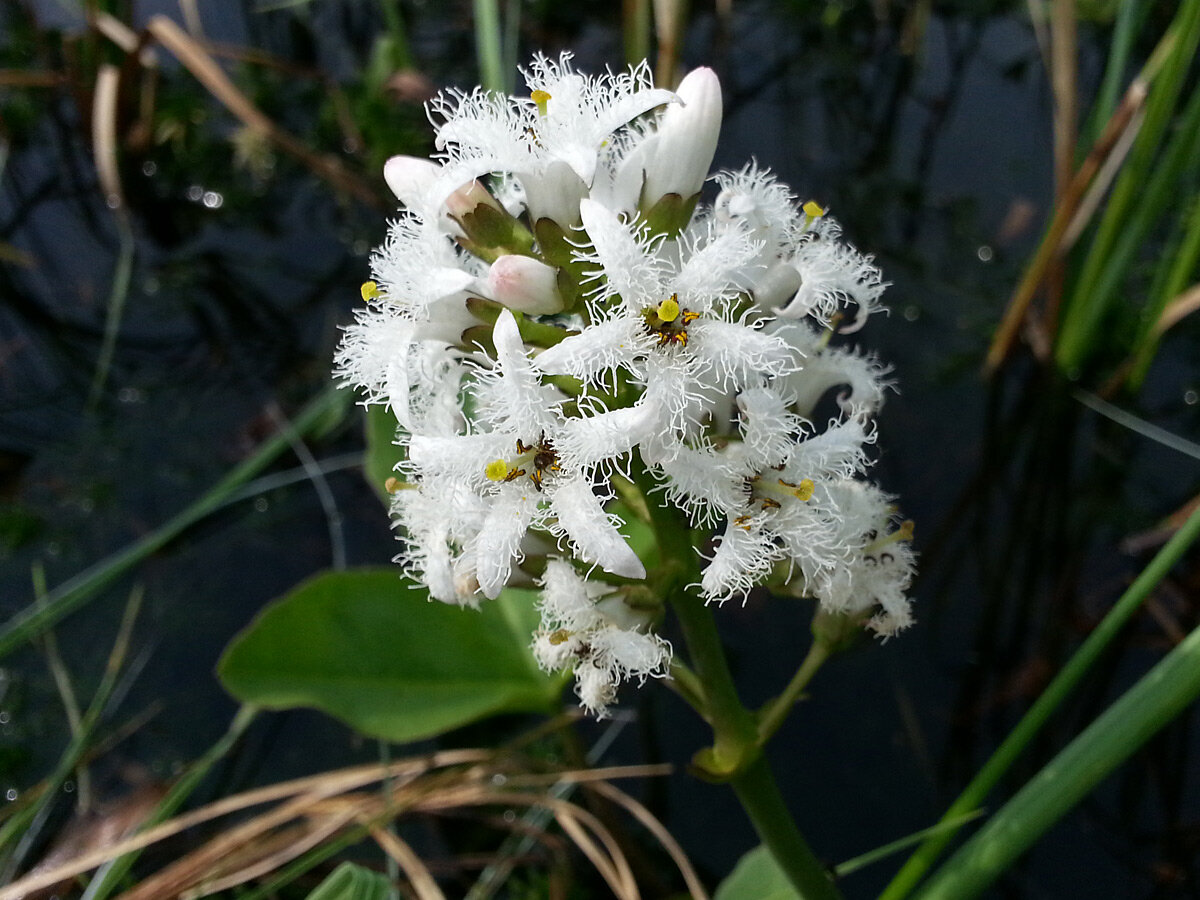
[335,53,915,716]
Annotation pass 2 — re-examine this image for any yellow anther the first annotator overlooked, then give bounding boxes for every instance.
[485,459,510,482]
[531,90,551,115]
[657,294,681,322]
[548,628,571,645]
[897,520,915,541]
[360,280,380,301]
[384,476,401,493]
[783,477,815,502]
[802,200,826,219]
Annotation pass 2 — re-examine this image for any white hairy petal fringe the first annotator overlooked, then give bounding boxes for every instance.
[672,219,763,309]
[532,314,652,385]
[578,198,667,307]
[474,490,537,599]
[538,557,606,630]
[686,318,795,391]
[736,386,803,471]
[713,161,800,259]
[549,477,646,579]
[701,517,782,603]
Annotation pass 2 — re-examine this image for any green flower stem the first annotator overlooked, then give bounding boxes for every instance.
[667,659,708,716]
[635,458,841,899]
[880,500,1200,899]
[730,753,842,900]
[756,638,833,746]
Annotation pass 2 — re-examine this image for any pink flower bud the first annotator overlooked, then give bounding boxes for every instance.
[445,180,505,221]
[486,255,565,315]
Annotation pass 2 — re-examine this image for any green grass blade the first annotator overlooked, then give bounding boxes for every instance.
[1058,79,1200,374]
[1128,189,1200,384]
[1089,0,1145,134]
[473,0,505,94]
[880,502,1200,899]
[0,385,350,661]
[0,588,142,878]
[914,615,1200,899]
[1057,0,1200,371]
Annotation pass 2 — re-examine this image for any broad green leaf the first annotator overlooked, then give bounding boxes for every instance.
[715,845,801,900]
[306,862,392,900]
[219,569,562,743]
[364,404,403,504]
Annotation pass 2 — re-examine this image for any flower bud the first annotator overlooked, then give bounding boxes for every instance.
[445,179,505,220]
[640,67,722,209]
[486,255,565,315]
[383,155,439,208]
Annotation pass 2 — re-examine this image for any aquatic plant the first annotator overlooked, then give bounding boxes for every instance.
[334,54,914,723]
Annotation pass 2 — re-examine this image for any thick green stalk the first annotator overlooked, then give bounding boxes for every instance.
[731,754,842,900]
[880,502,1200,899]
[635,460,841,899]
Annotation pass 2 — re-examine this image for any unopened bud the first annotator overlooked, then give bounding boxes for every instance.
[640,67,722,209]
[383,155,440,208]
[486,255,565,315]
[445,180,505,221]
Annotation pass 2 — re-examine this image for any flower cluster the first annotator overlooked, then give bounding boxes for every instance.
[335,53,915,715]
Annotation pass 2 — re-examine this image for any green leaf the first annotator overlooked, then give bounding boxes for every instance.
[363,404,403,504]
[306,862,391,900]
[219,569,562,743]
[715,845,801,900]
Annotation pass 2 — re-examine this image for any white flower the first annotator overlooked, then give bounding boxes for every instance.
[402,310,644,600]
[428,52,676,225]
[336,55,918,717]
[531,559,671,717]
[534,199,795,463]
[628,66,723,210]
[774,221,888,329]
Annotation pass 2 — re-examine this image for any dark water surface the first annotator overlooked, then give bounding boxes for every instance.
[2,1,1199,896]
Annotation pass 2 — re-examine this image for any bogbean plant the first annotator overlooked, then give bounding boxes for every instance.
[335,53,914,894]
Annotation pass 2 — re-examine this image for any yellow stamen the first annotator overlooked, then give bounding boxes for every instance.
[485,459,510,482]
[548,628,570,645]
[360,280,380,301]
[802,200,826,219]
[384,476,401,493]
[780,477,815,502]
[531,89,551,116]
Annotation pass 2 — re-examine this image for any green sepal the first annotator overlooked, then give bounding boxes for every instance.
[460,324,495,355]
[640,191,700,239]
[810,607,868,654]
[454,203,535,262]
[533,217,589,312]
[466,295,504,325]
